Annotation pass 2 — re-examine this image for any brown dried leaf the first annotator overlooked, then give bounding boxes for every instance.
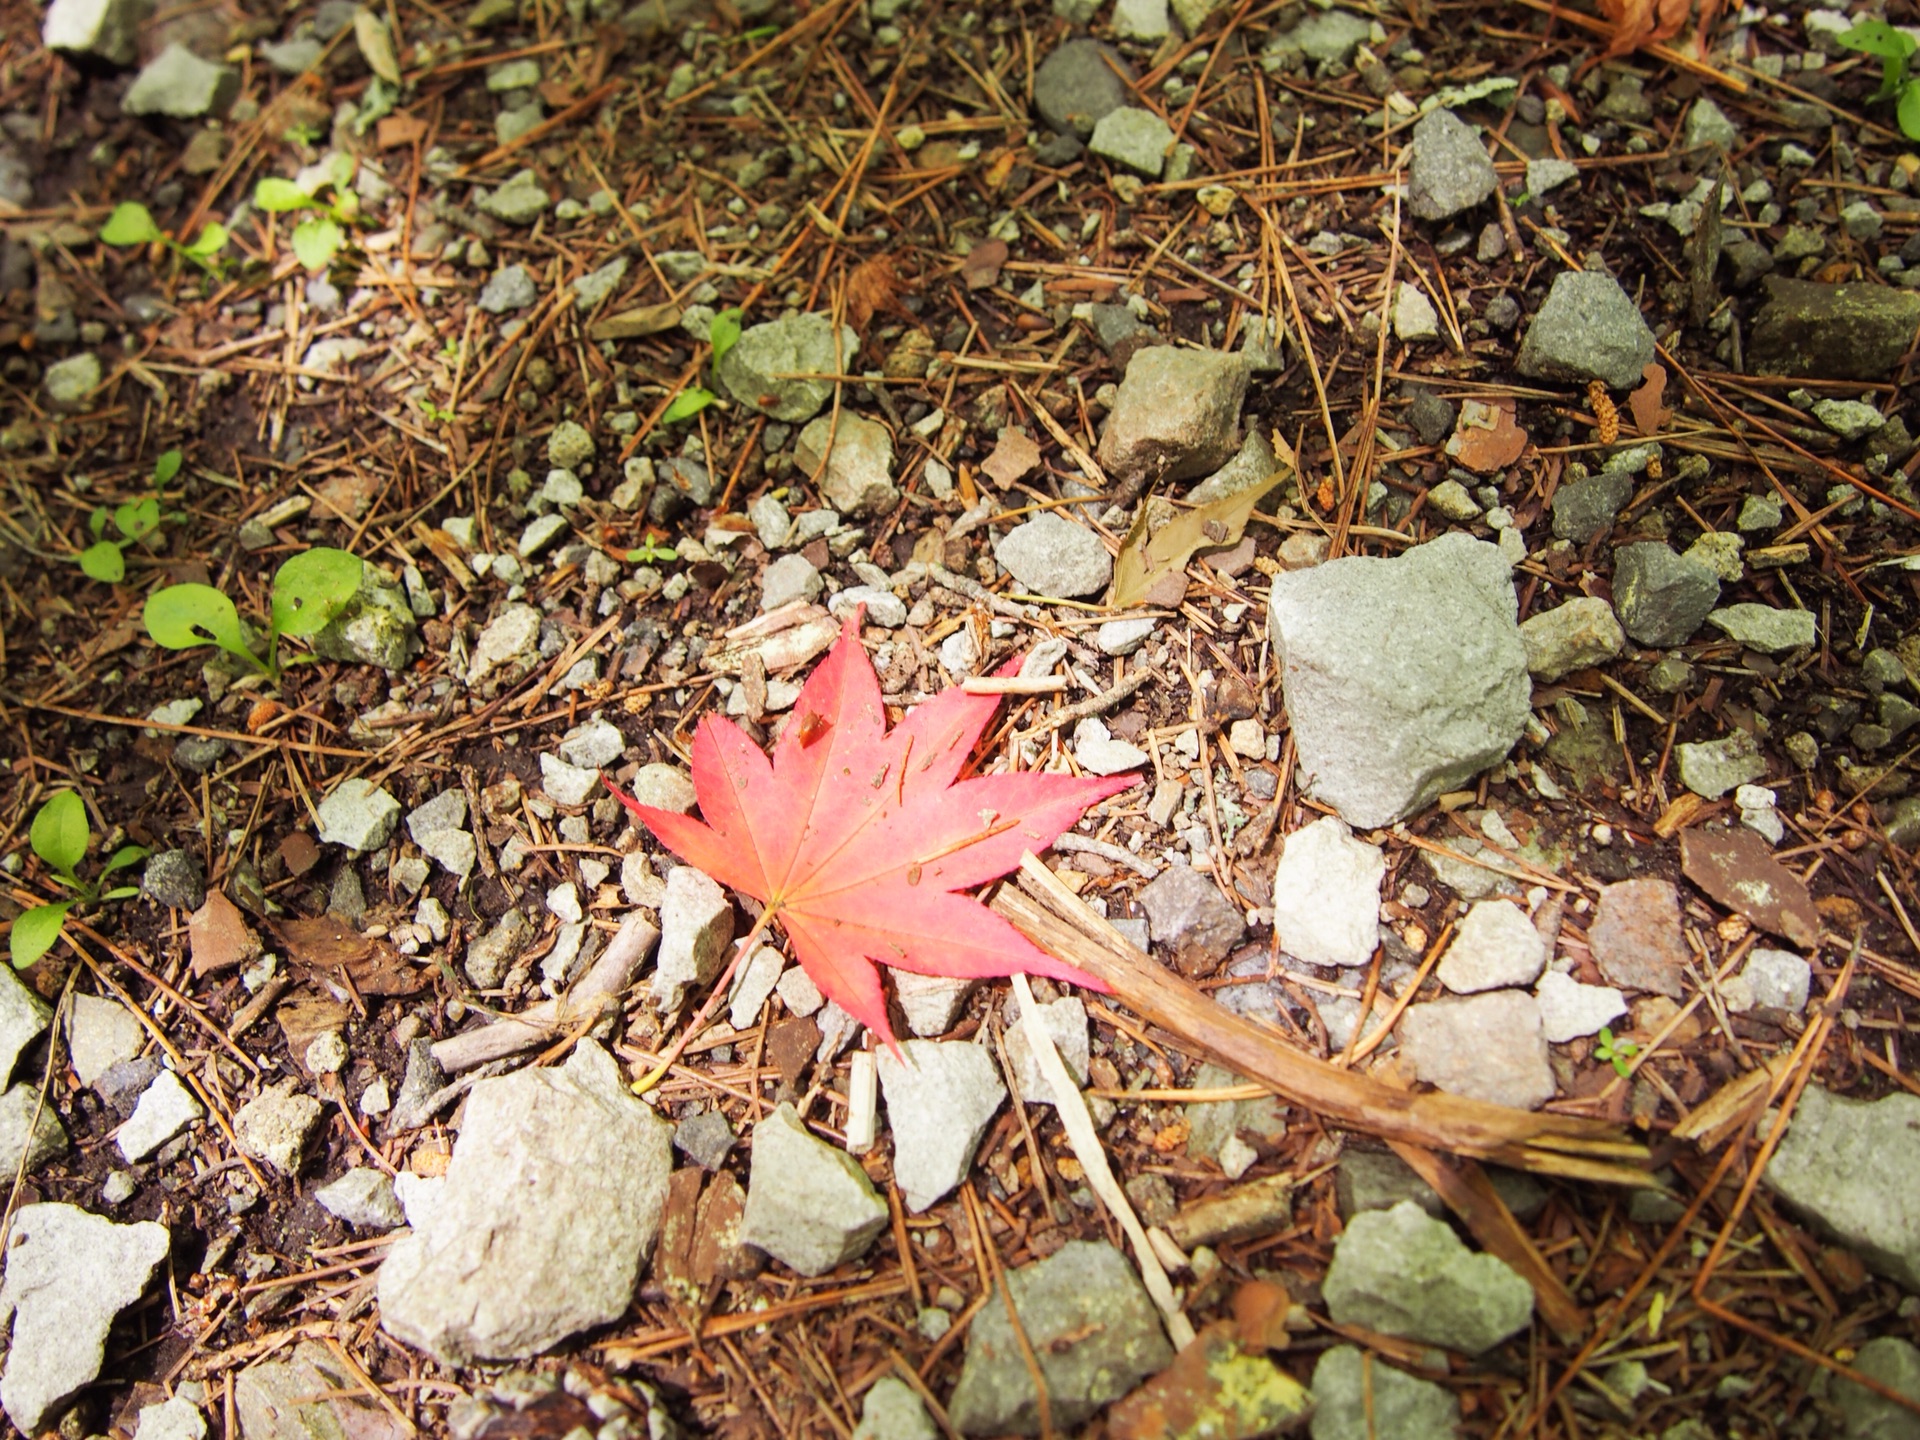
[959,238,1008,291]
[1112,471,1286,608]
[1680,828,1820,948]
[588,302,682,341]
[1629,362,1672,435]
[271,915,425,996]
[1596,0,1690,61]
[1445,397,1530,474]
[981,427,1042,488]
[845,253,908,340]
[189,891,261,977]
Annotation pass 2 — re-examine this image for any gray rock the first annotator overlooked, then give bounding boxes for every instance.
[1527,157,1579,194]
[478,169,550,224]
[1184,1060,1286,1161]
[1033,39,1133,139]
[741,1102,888,1276]
[1612,542,1721,648]
[1324,1199,1532,1353]
[406,789,467,846]
[994,513,1113,599]
[132,1397,205,1440]
[1516,271,1657,390]
[66,995,143,1088]
[627,763,697,814]
[1407,109,1497,222]
[1589,878,1689,999]
[1400,991,1555,1110]
[315,1167,404,1230]
[0,1085,67,1177]
[1682,97,1739,151]
[1392,283,1440,342]
[556,717,624,770]
[117,1069,203,1162]
[1271,815,1383,969]
[1096,345,1250,486]
[261,36,323,73]
[854,1377,937,1440]
[1520,597,1625,682]
[1551,470,1632,543]
[1741,948,1811,1013]
[377,1042,671,1363]
[1534,970,1626,1042]
[1187,428,1279,505]
[795,412,898,516]
[1707,603,1816,653]
[829,585,909,628]
[1268,534,1528,828]
[672,1107,736,1170]
[311,569,420,671]
[235,1341,387,1440]
[316,778,401,852]
[43,0,146,65]
[466,603,543,687]
[0,1204,170,1434]
[1675,729,1767,800]
[465,907,531,988]
[1088,107,1176,178]
[388,1038,446,1134]
[1138,865,1245,972]
[878,1041,1005,1212]
[0,969,49,1089]
[1765,1085,1920,1291]
[653,865,733,1013]
[1406,390,1458,449]
[1310,1345,1461,1440]
[518,515,567,560]
[478,265,537,313]
[1001,993,1090,1107]
[573,256,627,310]
[1279,8,1372,64]
[42,352,100,410]
[1834,1336,1920,1440]
[894,972,977,1037]
[124,44,236,118]
[1437,899,1547,994]
[776,966,824,1017]
[1097,617,1157,655]
[947,1241,1174,1435]
[762,552,824,611]
[1749,278,1920,381]
[1113,0,1169,40]
[546,420,595,471]
[1813,397,1885,441]
[1074,717,1142,776]
[233,1082,323,1176]
[140,848,205,909]
[540,753,599,806]
[717,313,860,423]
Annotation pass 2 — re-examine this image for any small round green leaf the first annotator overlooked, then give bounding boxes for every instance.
[254,177,312,212]
[29,791,88,875]
[144,583,250,657]
[98,844,150,884]
[185,222,228,258]
[153,450,183,485]
[79,541,126,583]
[99,202,160,246]
[709,307,744,367]
[662,388,716,424]
[271,547,363,638]
[10,903,72,969]
[291,216,343,271]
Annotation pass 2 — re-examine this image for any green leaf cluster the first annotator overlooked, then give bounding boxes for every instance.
[99,202,228,271]
[11,792,148,969]
[142,547,364,683]
[659,308,748,427]
[1840,20,1920,140]
[78,451,182,584]
[254,164,360,272]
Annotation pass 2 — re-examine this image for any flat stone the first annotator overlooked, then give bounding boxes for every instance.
[467,604,544,687]
[728,946,785,1030]
[1813,397,1885,440]
[1834,1337,1920,1440]
[1680,827,1819,948]
[672,1107,736,1170]
[405,789,467,845]
[124,43,236,118]
[1112,0,1169,41]
[478,265,537,313]
[1437,899,1547,994]
[776,965,825,1017]
[1267,534,1528,828]
[315,1167,405,1230]
[1138,865,1246,974]
[518,514,567,557]
[1089,107,1176,178]
[478,168,550,224]
[854,1377,937,1440]
[995,514,1113,599]
[653,865,733,1013]
[627,763,698,813]
[795,412,898,516]
[234,1341,402,1440]
[1740,948,1811,1014]
[117,1068,203,1163]
[894,972,977,1037]
[1096,345,1250,486]
[1748,278,1920,381]
[1534,970,1627,1042]
[1392,282,1440,342]
[556,717,624,770]
[233,1082,323,1177]
[42,353,100,410]
[1521,597,1626,681]
[539,753,600,806]
[1675,730,1767,801]
[740,1102,888,1276]
[464,907,530,988]
[1765,1086,1920,1292]
[1034,39,1133,139]
[1588,878,1689,999]
[717,313,860,423]
[947,1241,1175,1435]
[762,552,823,610]
[1107,1320,1312,1440]
[377,1042,672,1364]
[1271,815,1383,969]
[1400,991,1555,1109]
[1072,717,1148,774]
[66,994,143,1088]
[1407,108,1496,222]
[878,1041,1005,1212]
[0,968,50,1089]
[1324,1199,1533,1353]
[1279,8,1372,63]
[43,0,144,65]
[1310,1345,1461,1440]
[316,778,401,852]
[1551,470,1633,543]
[829,585,909,628]
[0,1085,66,1177]
[1527,157,1580,193]
[1612,542,1721,648]
[1683,97,1739,150]
[1707,603,1817,653]
[572,256,627,310]
[1001,993,1091,1107]
[1516,270,1658,390]
[546,420,595,470]
[132,1397,206,1440]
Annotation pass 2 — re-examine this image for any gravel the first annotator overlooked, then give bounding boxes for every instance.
[1515,270,1658,389]
[1406,109,1497,221]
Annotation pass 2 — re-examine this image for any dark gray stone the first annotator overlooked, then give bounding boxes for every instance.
[1612,542,1721,648]
[1310,1346,1460,1440]
[1137,865,1245,973]
[1551,471,1633,543]
[1407,109,1496,222]
[1033,39,1133,139]
[1516,271,1657,390]
[1323,1199,1533,1353]
[141,850,205,910]
[1748,278,1920,381]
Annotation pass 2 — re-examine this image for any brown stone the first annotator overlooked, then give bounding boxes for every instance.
[1681,827,1819,949]
[1588,877,1690,999]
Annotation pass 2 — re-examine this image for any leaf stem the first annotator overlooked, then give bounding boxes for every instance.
[630,901,779,1095]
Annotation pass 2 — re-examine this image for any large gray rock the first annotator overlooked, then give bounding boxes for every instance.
[1310,1345,1461,1440]
[1138,864,1245,973]
[795,413,898,517]
[123,44,237,118]
[716,313,859,422]
[1267,534,1528,828]
[1765,1086,1920,1292]
[877,1041,1004,1212]
[1096,346,1249,486]
[993,513,1112,599]
[1612,542,1721,648]
[0,967,50,1088]
[947,1241,1174,1435]
[43,0,147,65]
[235,1339,400,1440]
[1834,1337,1920,1440]
[1515,271,1657,390]
[0,1204,170,1434]
[1033,39,1133,139]
[740,1102,888,1276]
[1324,1200,1533,1353]
[1271,815,1383,969]
[1400,991,1555,1110]
[1748,278,1920,381]
[1407,109,1497,221]
[377,1042,672,1363]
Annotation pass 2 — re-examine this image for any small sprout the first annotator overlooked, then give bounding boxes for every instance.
[253,174,359,271]
[709,307,744,367]
[141,547,364,682]
[625,535,680,565]
[99,203,227,272]
[11,791,147,969]
[76,452,182,585]
[1594,1026,1639,1078]
[1839,20,1920,140]
[662,388,716,424]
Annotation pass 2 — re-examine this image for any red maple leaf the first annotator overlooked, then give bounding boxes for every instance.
[613,613,1134,1048]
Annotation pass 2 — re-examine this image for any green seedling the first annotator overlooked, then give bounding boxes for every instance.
[99,202,229,272]
[1839,20,1920,140]
[142,546,364,683]
[254,158,362,271]
[625,533,680,565]
[416,396,457,425]
[78,450,182,584]
[660,309,746,426]
[1594,1025,1639,1078]
[10,791,148,969]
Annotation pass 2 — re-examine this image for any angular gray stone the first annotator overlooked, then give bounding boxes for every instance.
[1400,991,1555,1110]
[0,1204,170,1434]
[994,513,1112,599]
[1436,899,1547,994]
[1551,470,1633,544]
[1324,1199,1533,1353]
[740,1102,887,1277]
[310,569,421,672]
[0,968,50,1089]
[1268,534,1528,828]
[556,717,624,770]
[1612,542,1721,648]
[672,1107,736,1170]
[1407,109,1497,222]
[1521,597,1625,682]
[1675,729,1766,801]
[795,412,898,517]
[627,763,697,814]
[406,789,467,845]
[1033,39,1133,139]
[539,752,599,806]
[947,1241,1174,1435]
[572,256,627,310]
[1765,1085,1920,1292]
[42,353,100,411]
[1279,8,1372,64]
[1527,157,1579,194]
[43,0,146,65]
[1310,1345,1461,1440]
[465,907,531,988]
[466,603,543,688]
[117,1069,203,1163]
[1682,97,1739,151]
[316,778,401,852]
[132,1396,205,1440]
[1088,107,1176,178]
[894,972,977,1037]
[66,994,143,1088]
[1834,1336,1920,1440]
[878,1041,1005,1212]
[1740,948,1811,1014]
[762,552,824,611]
[854,1376,937,1440]
[1748,278,1920,381]
[829,585,908,628]
[0,1086,67,1177]
[1707,603,1817,653]
[233,1082,323,1177]
[1138,864,1245,973]
[316,1167,405,1230]
[478,169,550,225]
[1001,993,1090,1107]
[124,44,236,117]
[235,1341,389,1440]
[653,865,733,1014]
[1271,815,1383,970]
[716,313,860,423]
[377,1042,672,1363]
[1813,397,1885,440]
[546,420,595,470]
[1516,271,1657,390]
[478,265,537,313]
[141,849,204,909]
[1096,345,1250,485]
[1534,970,1626,1042]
